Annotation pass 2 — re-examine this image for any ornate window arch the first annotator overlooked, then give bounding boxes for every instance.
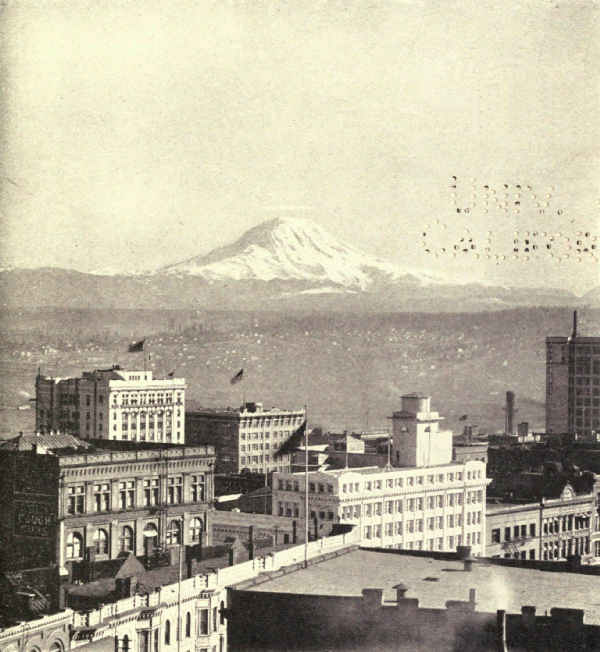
[190,517,203,542]
[66,532,83,558]
[94,528,109,554]
[166,520,181,545]
[120,525,134,552]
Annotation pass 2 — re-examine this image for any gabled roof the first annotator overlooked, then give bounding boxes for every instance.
[115,553,146,579]
[0,432,92,452]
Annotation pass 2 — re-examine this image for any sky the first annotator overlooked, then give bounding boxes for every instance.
[0,0,598,293]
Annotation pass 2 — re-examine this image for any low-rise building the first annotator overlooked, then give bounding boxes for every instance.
[186,402,305,475]
[486,479,600,560]
[0,434,215,573]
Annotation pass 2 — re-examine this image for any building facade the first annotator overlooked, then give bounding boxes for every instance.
[546,311,600,440]
[186,402,305,475]
[273,394,490,554]
[486,481,600,561]
[36,367,186,444]
[273,462,488,555]
[0,439,215,572]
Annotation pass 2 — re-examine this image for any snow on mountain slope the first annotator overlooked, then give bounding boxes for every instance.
[160,217,444,290]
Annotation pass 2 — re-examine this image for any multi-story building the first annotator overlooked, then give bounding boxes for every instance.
[272,394,490,555]
[546,311,600,440]
[186,402,305,475]
[486,478,600,560]
[36,366,186,443]
[0,434,215,572]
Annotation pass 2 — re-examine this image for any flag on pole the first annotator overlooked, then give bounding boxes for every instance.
[275,420,307,458]
[459,414,468,421]
[230,368,244,385]
[128,339,145,353]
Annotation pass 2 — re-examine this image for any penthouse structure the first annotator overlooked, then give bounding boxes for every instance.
[546,311,600,440]
[0,434,215,573]
[186,402,305,475]
[36,366,186,444]
[273,395,490,555]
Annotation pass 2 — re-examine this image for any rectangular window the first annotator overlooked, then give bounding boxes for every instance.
[191,475,205,502]
[492,528,501,543]
[199,609,209,635]
[529,523,536,537]
[144,478,160,506]
[505,527,511,541]
[67,486,85,514]
[168,476,183,504]
[119,480,135,509]
[93,483,110,512]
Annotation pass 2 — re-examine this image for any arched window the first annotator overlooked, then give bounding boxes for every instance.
[120,525,134,552]
[185,612,191,637]
[94,528,109,554]
[166,520,181,545]
[66,532,83,559]
[122,636,129,652]
[164,620,171,645]
[190,517,203,542]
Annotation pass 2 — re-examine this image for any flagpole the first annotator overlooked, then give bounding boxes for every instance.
[304,404,309,568]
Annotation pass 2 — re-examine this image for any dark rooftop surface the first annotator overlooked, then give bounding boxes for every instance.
[246,549,600,624]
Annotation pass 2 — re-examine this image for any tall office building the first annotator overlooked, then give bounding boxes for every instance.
[36,366,186,443]
[186,402,305,474]
[546,311,600,440]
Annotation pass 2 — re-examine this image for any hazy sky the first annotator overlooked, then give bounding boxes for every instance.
[1,0,598,292]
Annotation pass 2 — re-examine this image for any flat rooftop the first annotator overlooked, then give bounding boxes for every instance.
[245,549,600,624]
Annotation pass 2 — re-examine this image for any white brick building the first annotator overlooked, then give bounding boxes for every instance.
[36,366,186,444]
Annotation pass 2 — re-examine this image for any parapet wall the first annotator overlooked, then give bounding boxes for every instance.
[227,587,600,651]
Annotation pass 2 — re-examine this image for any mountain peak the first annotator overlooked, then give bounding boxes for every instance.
[159,217,443,289]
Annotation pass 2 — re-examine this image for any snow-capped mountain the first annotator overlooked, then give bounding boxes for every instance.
[0,218,585,312]
[159,217,443,290]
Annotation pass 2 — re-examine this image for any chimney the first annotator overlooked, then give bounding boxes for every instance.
[505,391,515,435]
[393,583,408,601]
[496,610,508,652]
[572,310,578,338]
[248,526,255,560]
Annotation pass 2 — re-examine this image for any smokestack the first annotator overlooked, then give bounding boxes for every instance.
[248,526,255,560]
[572,310,578,338]
[496,610,508,652]
[505,391,515,435]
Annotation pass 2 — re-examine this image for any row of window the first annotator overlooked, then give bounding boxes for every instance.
[65,518,204,558]
[363,527,482,547]
[240,416,303,428]
[115,392,183,406]
[116,431,182,443]
[66,475,205,514]
[240,455,274,465]
[240,430,292,440]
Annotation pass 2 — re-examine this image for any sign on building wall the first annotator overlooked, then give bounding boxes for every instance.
[14,501,55,537]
